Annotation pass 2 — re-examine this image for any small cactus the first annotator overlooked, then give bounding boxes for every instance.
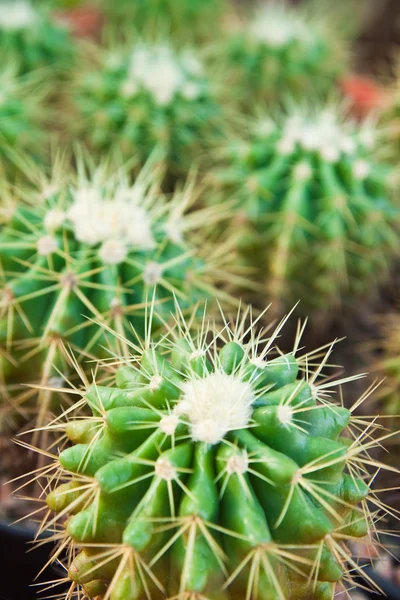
[219,105,398,313]
[0,156,237,428]
[0,0,75,74]
[72,41,219,174]
[223,1,348,104]
[34,303,396,599]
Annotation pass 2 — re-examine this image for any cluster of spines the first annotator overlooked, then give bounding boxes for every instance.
[15,305,398,600]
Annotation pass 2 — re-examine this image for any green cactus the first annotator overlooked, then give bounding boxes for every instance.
[0,0,75,74]
[0,155,238,428]
[218,105,398,313]
[36,303,395,599]
[0,63,47,175]
[72,40,219,175]
[223,1,348,104]
[101,0,227,42]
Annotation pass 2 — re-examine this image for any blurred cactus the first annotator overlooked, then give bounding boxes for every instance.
[0,0,75,74]
[34,303,396,599]
[0,64,47,175]
[218,104,398,313]
[72,41,219,176]
[101,0,227,42]
[223,1,348,104]
[0,155,238,428]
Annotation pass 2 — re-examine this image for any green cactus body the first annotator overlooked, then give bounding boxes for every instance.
[220,106,398,312]
[101,0,226,42]
[0,0,75,74]
[223,2,347,104]
[43,306,383,599]
[0,159,236,426]
[73,42,219,173]
[0,64,47,174]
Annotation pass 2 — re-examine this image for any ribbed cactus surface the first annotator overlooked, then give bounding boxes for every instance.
[0,159,234,426]
[43,306,382,600]
[0,0,75,74]
[73,41,218,173]
[221,106,397,311]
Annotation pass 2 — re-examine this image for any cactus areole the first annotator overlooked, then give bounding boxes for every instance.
[42,307,386,600]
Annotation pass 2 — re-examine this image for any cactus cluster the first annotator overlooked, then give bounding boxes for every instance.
[73,41,219,173]
[223,2,347,104]
[0,0,75,74]
[220,105,398,311]
[38,306,390,600]
[0,157,236,427]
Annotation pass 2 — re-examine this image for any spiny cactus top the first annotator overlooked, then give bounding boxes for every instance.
[72,41,219,173]
[220,105,397,311]
[39,304,395,600]
[224,2,347,103]
[0,64,47,174]
[0,158,237,426]
[0,0,75,74]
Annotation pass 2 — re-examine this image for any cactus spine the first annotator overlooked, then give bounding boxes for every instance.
[34,304,395,600]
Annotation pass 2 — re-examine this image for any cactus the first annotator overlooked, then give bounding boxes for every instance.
[101,0,227,42]
[0,63,47,175]
[0,156,238,429]
[72,41,219,174]
[218,105,398,313]
[31,303,397,600]
[0,0,75,74]
[373,312,400,416]
[223,1,348,104]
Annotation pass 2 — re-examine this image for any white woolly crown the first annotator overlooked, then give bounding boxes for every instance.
[175,370,255,445]
[249,4,314,49]
[0,0,37,30]
[43,182,156,265]
[122,44,204,106]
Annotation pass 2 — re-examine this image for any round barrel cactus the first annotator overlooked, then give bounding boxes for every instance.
[218,105,398,312]
[0,0,75,74]
[38,304,394,599]
[0,63,47,174]
[0,157,237,425]
[223,2,348,104]
[72,41,219,174]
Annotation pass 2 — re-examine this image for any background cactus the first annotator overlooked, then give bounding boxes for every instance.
[0,0,76,74]
[218,104,398,314]
[222,1,348,105]
[72,41,219,176]
[0,63,47,175]
[0,156,238,429]
[36,304,394,600]
[101,0,227,43]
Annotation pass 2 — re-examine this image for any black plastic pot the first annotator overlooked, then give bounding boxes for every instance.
[0,521,67,600]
